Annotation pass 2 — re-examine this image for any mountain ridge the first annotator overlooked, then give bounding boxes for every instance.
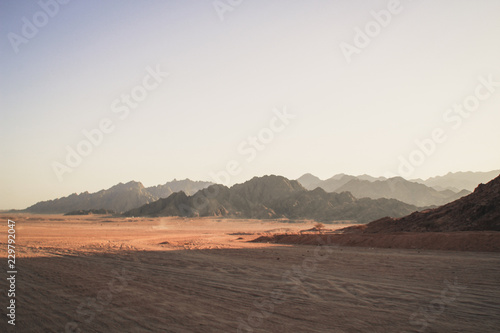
[343,173,500,233]
[411,170,500,192]
[335,177,470,207]
[124,175,419,223]
[296,173,477,206]
[25,179,214,214]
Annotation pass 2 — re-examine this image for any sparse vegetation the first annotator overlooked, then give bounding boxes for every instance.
[314,222,325,233]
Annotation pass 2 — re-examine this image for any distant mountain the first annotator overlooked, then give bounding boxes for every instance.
[320,175,358,192]
[297,174,468,207]
[412,170,500,192]
[125,175,419,223]
[296,173,322,190]
[26,179,214,214]
[350,173,500,233]
[297,173,386,192]
[356,174,387,182]
[335,177,470,207]
[146,179,214,198]
[297,174,356,191]
[26,181,157,214]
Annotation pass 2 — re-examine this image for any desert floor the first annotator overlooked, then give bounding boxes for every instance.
[1,214,499,333]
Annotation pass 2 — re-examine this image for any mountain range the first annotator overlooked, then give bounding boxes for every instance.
[297,173,386,192]
[124,175,419,223]
[334,177,469,207]
[25,179,213,214]
[345,173,500,233]
[24,170,497,216]
[295,172,500,206]
[144,179,214,198]
[411,170,500,192]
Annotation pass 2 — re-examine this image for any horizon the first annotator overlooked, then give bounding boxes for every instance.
[2,0,500,209]
[7,168,500,210]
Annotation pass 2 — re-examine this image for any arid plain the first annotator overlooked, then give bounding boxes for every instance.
[1,214,499,333]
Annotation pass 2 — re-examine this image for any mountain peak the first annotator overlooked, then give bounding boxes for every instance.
[297,173,322,189]
[298,173,320,180]
[232,175,305,203]
[110,181,145,190]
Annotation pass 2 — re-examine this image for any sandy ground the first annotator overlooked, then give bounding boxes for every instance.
[253,232,500,252]
[1,214,499,332]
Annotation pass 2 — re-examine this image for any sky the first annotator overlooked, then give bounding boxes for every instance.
[1,0,500,209]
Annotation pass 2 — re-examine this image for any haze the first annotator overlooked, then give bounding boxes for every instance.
[1,0,500,209]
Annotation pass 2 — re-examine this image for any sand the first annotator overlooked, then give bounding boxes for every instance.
[1,214,499,332]
[253,232,500,252]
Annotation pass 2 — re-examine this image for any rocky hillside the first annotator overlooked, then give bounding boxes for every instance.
[344,173,500,233]
[125,175,419,223]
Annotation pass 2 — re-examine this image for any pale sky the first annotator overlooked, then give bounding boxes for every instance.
[1,0,500,209]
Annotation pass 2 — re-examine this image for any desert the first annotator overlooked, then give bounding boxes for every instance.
[3,1,500,332]
[1,213,499,333]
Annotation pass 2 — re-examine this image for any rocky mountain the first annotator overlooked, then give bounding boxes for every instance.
[25,179,213,214]
[412,170,500,192]
[146,179,214,198]
[335,177,470,207]
[346,173,500,233]
[125,175,419,223]
[26,181,157,214]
